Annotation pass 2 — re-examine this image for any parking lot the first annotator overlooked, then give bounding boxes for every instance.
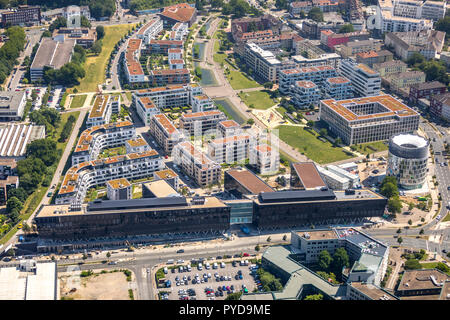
[158,259,260,300]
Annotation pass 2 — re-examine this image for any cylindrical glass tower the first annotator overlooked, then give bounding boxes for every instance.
[387,134,429,190]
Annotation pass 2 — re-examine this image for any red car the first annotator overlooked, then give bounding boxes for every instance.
[243,253,249,257]
[164,155,168,159]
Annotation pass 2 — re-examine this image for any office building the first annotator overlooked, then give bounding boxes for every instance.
[149,114,184,154]
[339,59,381,97]
[249,144,279,175]
[0,91,27,121]
[347,282,399,300]
[106,178,132,200]
[72,121,136,166]
[30,37,75,82]
[172,141,221,187]
[317,166,352,190]
[36,196,230,244]
[384,30,445,61]
[290,162,327,190]
[0,159,18,205]
[179,110,227,136]
[319,95,420,145]
[387,133,429,190]
[1,5,41,27]
[224,168,273,198]
[62,5,90,21]
[56,150,164,205]
[320,30,370,50]
[52,27,96,48]
[86,95,111,128]
[397,269,450,299]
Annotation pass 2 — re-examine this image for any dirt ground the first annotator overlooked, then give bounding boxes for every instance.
[60,270,132,300]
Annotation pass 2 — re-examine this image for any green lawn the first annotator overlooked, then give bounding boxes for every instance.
[277,126,354,164]
[443,213,450,222]
[420,262,450,275]
[351,141,389,155]
[70,94,87,108]
[226,66,260,90]
[213,39,227,64]
[72,24,136,93]
[56,111,81,151]
[238,91,276,110]
[276,106,287,116]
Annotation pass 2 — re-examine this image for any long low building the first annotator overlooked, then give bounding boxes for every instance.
[56,150,165,205]
[0,91,27,121]
[319,95,420,145]
[35,196,230,242]
[0,124,45,159]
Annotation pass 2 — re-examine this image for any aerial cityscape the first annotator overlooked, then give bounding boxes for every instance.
[0,0,449,304]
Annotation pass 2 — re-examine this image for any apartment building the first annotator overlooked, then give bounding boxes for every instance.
[355,50,393,68]
[320,30,370,50]
[217,120,241,137]
[389,70,425,92]
[123,38,145,84]
[409,81,447,103]
[231,14,282,42]
[149,68,190,86]
[249,144,280,175]
[0,159,18,205]
[324,76,353,100]
[207,134,256,164]
[0,91,26,121]
[147,39,183,54]
[125,137,150,154]
[384,30,445,60]
[191,94,215,112]
[150,114,184,154]
[179,110,227,136]
[430,93,450,121]
[367,0,434,34]
[136,17,163,44]
[110,95,121,114]
[106,178,132,200]
[134,96,160,126]
[169,22,188,41]
[339,59,381,97]
[172,141,221,187]
[319,95,420,145]
[62,5,90,21]
[168,48,183,60]
[153,168,180,190]
[292,52,341,69]
[133,83,202,109]
[336,40,383,58]
[169,59,184,70]
[372,60,407,77]
[1,5,41,27]
[86,95,112,128]
[291,81,321,108]
[289,0,339,15]
[279,66,337,95]
[56,150,165,205]
[72,121,136,166]
[243,43,282,83]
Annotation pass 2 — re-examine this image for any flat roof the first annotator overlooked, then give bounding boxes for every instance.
[0,124,45,157]
[126,137,148,148]
[291,162,327,190]
[106,178,131,190]
[226,169,274,194]
[0,91,26,112]
[259,189,336,203]
[31,38,75,70]
[154,168,178,180]
[89,95,109,119]
[350,282,399,300]
[219,120,240,129]
[143,180,178,198]
[297,229,337,241]
[153,114,178,135]
[398,269,450,292]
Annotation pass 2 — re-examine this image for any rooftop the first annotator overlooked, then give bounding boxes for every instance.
[153,114,178,135]
[159,3,196,23]
[0,90,26,113]
[143,180,178,198]
[31,38,75,70]
[106,178,131,190]
[88,95,109,119]
[297,230,337,241]
[350,282,399,300]
[291,162,327,190]
[225,168,274,195]
[398,269,449,292]
[126,137,148,148]
[181,110,224,119]
[219,120,240,129]
[154,168,178,180]
[410,81,446,91]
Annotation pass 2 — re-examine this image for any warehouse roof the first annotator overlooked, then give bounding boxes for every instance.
[31,38,75,70]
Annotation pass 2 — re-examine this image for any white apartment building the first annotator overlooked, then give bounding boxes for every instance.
[169,22,189,41]
[372,60,408,77]
[110,95,121,114]
[191,94,215,113]
[168,48,183,60]
[217,120,241,137]
[278,66,337,95]
[56,150,165,205]
[136,17,163,44]
[324,76,353,100]
[339,59,381,97]
[207,134,256,164]
[134,96,160,126]
[291,80,321,108]
[292,53,341,70]
[123,39,146,84]
[86,95,112,128]
[125,137,150,154]
[72,121,136,166]
[179,110,227,136]
[319,95,420,145]
[150,114,184,154]
[106,178,132,200]
[249,143,280,175]
[62,5,90,21]
[133,83,202,109]
[169,59,185,70]
[172,141,221,187]
[367,0,434,34]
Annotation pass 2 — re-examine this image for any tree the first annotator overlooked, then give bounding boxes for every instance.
[308,7,324,22]
[319,128,327,137]
[380,182,399,199]
[49,16,67,32]
[6,197,23,214]
[332,248,349,274]
[96,25,105,39]
[408,202,415,211]
[304,293,323,300]
[80,15,91,28]
[225,292,243,300]
[106,252,111,258]
[282,235,287,241]
[419,229,424,235]
[388,197,402,214]
[408,219,412,225]
[397,236,403,245]
[404,258,421,270]
[91,40,102,55]
[396,228,402,234]
[263,81,273,90]
[247,118,255,125]
[436,262,450,273]
[338,24,354,33]
[255,244,260,252]
[318,250,332,271]
[307,120,314,128]
[334,137,342,147]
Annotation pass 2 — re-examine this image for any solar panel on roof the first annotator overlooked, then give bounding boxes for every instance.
[258,189,336,203]
[87,197,187,211]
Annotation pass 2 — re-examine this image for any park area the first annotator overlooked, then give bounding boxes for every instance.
[60,269,134,300]
[277,125,354,164]
[69,94,87,109]
[71,24,136,93]
[351,141,389,155]
[238,91,277,110]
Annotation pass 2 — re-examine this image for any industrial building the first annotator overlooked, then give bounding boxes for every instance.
[0,91,27,121]
[0,124,45,159]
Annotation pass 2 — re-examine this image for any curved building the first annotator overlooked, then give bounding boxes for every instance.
[387,134,429,189]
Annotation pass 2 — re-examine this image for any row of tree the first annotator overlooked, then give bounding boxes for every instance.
[379,176,403,214]
[0,26,26,84]
[23,0,116,20]
[59,114,76,142]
